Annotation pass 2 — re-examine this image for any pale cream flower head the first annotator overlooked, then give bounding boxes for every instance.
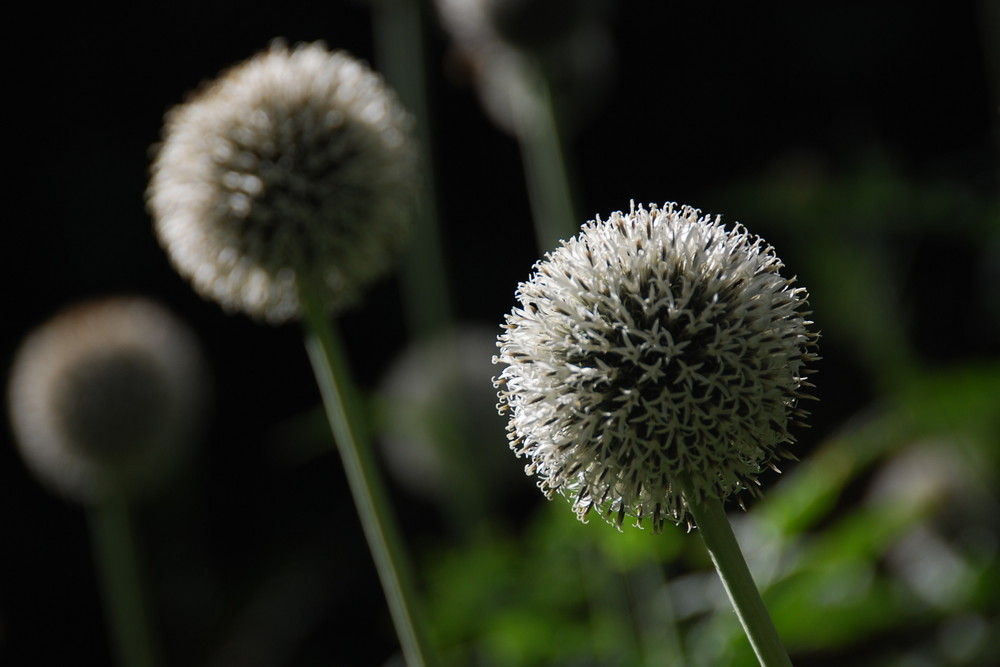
[147,41,417,322]
[7,298,206,503]
[495,203,819,531]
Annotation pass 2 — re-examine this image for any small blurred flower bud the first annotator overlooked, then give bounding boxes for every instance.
[377,327,520,508]
[7,298,207,503]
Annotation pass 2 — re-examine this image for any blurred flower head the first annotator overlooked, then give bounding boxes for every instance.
[7,297,207,503]
[495,203,818,531]
[435,0,613,136]
[377,326,519,507]
[148,41,417,322]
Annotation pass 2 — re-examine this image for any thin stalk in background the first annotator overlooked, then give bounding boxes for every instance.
[628,565,686,666]
[88,496,160,667]
[680,478,793,667]
[510,58,579,252]
[372,1,492,535]
[298,277,433,667]
[371,0,453,339]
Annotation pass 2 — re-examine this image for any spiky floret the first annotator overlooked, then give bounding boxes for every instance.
[148,41,417,322]
[7,298,206,503]
[494,203,819,531]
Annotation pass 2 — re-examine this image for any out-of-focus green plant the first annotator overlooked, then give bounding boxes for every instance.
[422,360,1000,666]
[717,152,999,390]
[709,363,1000,666]
[424,499,686,667]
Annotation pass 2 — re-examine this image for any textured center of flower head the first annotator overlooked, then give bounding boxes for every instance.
[496,203,818,531]
[55,350,173,462]
[218,102,371,271]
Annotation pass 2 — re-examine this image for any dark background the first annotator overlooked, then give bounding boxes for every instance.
[3,1,997,665]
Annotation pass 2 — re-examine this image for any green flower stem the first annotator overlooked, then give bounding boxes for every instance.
[680,480,792,667]
[371,0,452,338]
[371,0,486,537]
[510,58,579,252]
[88,496,159,667]
[298,278,432,667]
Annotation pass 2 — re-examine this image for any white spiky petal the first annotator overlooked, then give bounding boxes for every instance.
[495,203,818,532]
[148,41,417,322]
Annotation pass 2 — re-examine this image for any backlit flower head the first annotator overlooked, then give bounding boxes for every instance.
[494,203,819,532]
[148,41,417,322]
[7,298,207,503]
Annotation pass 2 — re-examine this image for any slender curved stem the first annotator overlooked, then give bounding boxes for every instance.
[510,57,579,252]
[89,496,159,667]
[371,0,452,338]
[298,278,432,667]
[680,480,792,667]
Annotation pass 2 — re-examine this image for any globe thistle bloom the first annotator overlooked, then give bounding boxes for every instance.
[494,203,819,532]
[148,41,417,322]
[7,298,206,503]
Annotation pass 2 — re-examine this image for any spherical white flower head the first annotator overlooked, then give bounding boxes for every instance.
[495,203,819,532]
[148,41,417,322]
[8,298,206,503]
